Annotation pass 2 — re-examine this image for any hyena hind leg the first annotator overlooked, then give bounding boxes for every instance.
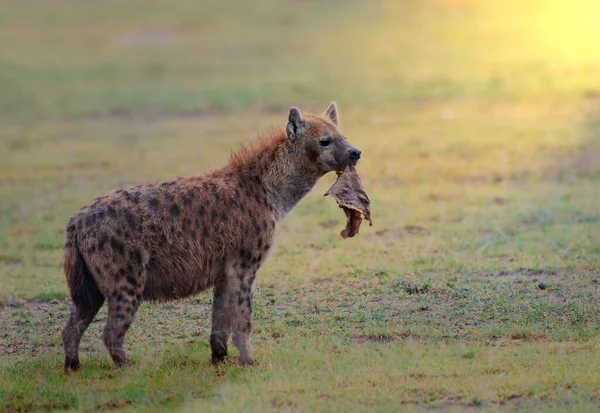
[102,292,141,367]
[62,296,105,372]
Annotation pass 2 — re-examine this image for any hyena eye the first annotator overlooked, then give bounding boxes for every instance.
[319,137,332,147]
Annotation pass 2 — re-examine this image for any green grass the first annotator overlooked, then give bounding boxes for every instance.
[1,0,600,411]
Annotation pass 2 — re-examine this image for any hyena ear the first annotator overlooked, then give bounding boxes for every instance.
[286,107,305,142]
[324,101,338,126]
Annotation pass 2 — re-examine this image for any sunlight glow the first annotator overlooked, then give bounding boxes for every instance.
[528,0,600,65]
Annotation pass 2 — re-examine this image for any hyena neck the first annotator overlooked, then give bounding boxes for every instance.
[234,130,324,222]
[265,163,322,222]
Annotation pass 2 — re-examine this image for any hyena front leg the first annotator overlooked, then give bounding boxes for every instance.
[228,265,257,366]
[210,277,231,364]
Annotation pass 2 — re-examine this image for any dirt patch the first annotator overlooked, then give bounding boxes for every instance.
[24,300,62,319]
[0,298,214,358]
[350,333,411,344]
[0,300,64,357]
[375,225,429,238]
[97,400,134,411]
[372,225,430,245]
[312,278,333,285]
[0,256,22,266]
[463,268,562,282]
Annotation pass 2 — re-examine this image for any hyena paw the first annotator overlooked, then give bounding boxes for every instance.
[63,358,81,372]
[237,356,255,367]
[211,354,226,365]
[112,355,133,368]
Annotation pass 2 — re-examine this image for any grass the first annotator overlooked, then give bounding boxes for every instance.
[1,0,600,411]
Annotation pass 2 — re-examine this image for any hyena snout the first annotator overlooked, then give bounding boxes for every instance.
[349,147,361,161]
[334,143,361,170]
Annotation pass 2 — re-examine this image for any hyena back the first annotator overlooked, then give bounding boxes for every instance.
[61,102,361,371]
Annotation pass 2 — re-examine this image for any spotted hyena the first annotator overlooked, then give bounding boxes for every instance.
[61,103,361,371]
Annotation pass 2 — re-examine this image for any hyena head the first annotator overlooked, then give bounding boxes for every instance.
[286,102,361,174]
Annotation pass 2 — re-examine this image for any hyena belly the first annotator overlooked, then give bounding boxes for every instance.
[141,246,226,301]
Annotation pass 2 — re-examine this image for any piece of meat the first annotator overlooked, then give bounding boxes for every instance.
[324,166,372,238]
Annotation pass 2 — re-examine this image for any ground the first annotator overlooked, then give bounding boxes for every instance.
[1,0,600,412]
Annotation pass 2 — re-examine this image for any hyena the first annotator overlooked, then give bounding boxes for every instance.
[61,102,361,371]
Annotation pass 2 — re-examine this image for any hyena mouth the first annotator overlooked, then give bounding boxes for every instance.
[336,158,358,172]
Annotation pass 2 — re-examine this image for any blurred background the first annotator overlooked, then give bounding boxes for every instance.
[2,0,600,305]
[2,0,599,295]
[1,1,600,410]
[1,0,599,115]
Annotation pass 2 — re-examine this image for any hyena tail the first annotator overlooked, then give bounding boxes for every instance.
[64,238,103,310]
[62,234,104,371]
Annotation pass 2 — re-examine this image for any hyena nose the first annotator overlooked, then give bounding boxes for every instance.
[349,148,361,160]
